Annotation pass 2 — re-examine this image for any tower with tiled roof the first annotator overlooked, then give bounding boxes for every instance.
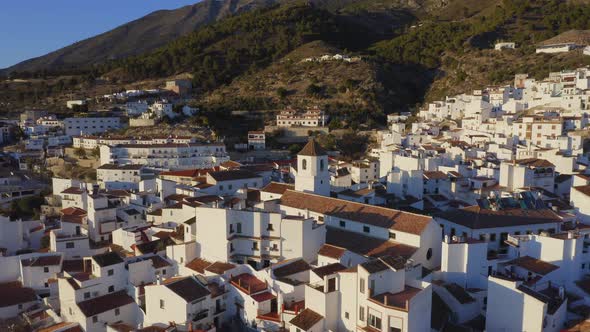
[295,139,330,196]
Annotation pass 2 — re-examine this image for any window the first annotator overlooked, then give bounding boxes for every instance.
[44,267,49,273]
[490,234,497,242]
[267,223,274,231]
[252,242,259,250]
[160,299,165,309]
[84,292,90,299]
[162,269,166,275]
[320,159,325,171]
[92,316,98,323]
[237,223,242,234]
[229,224,234,233]
[360,278,365,294]
[479,234,486,241]
[219,185,224,191]
[230,243,234,252]
[359,307,365,321]
[66,242,75,249]
[426,248,433,260]
[108,285,114,293]
[108,269,114,276]
[389,232,396,239]
[302,159,307,170]
[368,312,382,330]
[115,308,120,316]
[363,226,370,233]
[345,312,349,319]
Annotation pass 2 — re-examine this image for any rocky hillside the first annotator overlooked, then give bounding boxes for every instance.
[1,0,278,75]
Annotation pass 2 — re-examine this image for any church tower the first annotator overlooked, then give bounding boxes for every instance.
[295,139,330,196]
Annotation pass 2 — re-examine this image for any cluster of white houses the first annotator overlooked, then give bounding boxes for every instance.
[5,67,590,332]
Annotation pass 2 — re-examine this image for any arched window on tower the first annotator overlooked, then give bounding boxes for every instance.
[302,159,307,170]
[320,159,324,171]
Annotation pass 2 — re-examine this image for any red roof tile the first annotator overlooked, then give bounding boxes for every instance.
[280,190,431,235]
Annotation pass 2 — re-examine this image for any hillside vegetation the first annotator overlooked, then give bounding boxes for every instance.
[5,0,590,125]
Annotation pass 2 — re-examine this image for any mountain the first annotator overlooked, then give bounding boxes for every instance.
[1,0,279,75]
[4,0,590,123]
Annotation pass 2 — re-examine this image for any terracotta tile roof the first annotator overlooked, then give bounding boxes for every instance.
[261,182,295,195]
[436,206,563,229]
[280,190,431,235]
[317,244,346,259]
[77,290,134,317]
[312,263,347,278]
[423,171,448,180]
[326,227,418,259]
[515,158,555,168]
[370,286,421,311]
[21,255,62,267]
[61,207,87,216]
[506,255,559,275]
[574,185,590,197]
[230,273,267,295]
[186,258,213,274]
[273,259,311,278]
[298,140,326,156]
[220,160,242,169]
[38,323,82,332]
[251,291,276,302]
[206,261,236,274]
[0,282,37,307]
[290,308,324,330]
[61,187,84,194]
[165,277,210,302]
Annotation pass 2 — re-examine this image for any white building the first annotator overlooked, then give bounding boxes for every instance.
[277,106,328,127]
[64,117,121,136]
[486,275,567,332]
[193,206,325,269]
[99,143,229,170]
[144,276,217,330]
[499,158,555,192]
[96,164,145,191]
[247,131,266,150]
[294,140,330,197]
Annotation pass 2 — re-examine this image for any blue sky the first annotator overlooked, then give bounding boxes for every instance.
[0,0,199,69]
